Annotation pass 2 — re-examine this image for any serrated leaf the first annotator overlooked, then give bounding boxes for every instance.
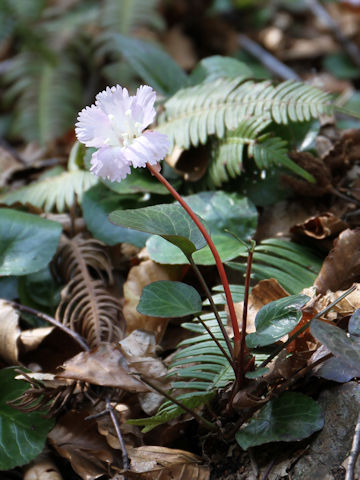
[0,208,62,276]
[246,294,310,348]
[1,169,98,212]
[109,203,207,256]
[236,392,323,450]
[127,392,214,433]
[137,281,202,318]
[311,319,360,376]
[0,367,54,469]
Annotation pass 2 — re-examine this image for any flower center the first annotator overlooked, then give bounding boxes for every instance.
[106,110,143,148]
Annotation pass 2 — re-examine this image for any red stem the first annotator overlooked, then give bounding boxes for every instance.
[238,247,253,382]
[147,163,241,350]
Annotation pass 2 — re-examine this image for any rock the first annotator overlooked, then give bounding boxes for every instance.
[290,382,360,480]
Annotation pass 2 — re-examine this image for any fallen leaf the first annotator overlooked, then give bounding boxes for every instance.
[123,259,182,342]
[162,26,197,70]
[119,330,170,415]
[56,343,148,392]
[120,446,210,479]
[315,229,360,293]
[48,410,117,480]
[20,327,54,353]
[0,300,21,364]
[166,145,209,182]
[233,278,289,334]
[291,213,347,241]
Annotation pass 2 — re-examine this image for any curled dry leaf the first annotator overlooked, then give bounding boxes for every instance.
[315,229,360,293]
[291,213,347,241]
[96,408,142,450]
[0,299,21,364]
[120,330,170,415]
[123,259,182,342]
[233,279,289,334]
[166,145,209,182]
[48,410,116,480]
[24,453,63,480]
[121,446,210,479]
[54,235,124,348]
[318,284,360,320]
[56,342,148,392]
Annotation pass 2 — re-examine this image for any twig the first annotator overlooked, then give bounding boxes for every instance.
[345,410,360,480]
[306,0,360,68]
[5,300,89,352]
[259,284,356,369]
[106,398,130,471]
[85,399,130,470]
[136,374,217,432]
[261,458,276,480]
[238,34,300,81]
[188,255,234,361]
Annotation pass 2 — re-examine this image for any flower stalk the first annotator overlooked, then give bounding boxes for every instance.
[147,163,242,358]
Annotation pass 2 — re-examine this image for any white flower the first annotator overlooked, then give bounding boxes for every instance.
[75,85,170,182]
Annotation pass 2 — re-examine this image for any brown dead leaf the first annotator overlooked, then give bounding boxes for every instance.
[48,410,117,480]
[119,330,170,415]
[124,259,182,342]
[56,343,148,392]
[121,446,210,479]
[314,229,360,293]
[318,284,360,320]
[234,279,289,334]
[291,213,347,240]
[166,145,209,182]
[280,35,337,60]
[0,300,21,364]
[24,454,63,480]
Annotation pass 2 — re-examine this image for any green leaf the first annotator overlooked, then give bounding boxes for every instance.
[0,208,62,276]
[100,33,188,95]
[147,191,257,265]
[311,319,360,376]
[246,294,310,348]
[109,203,207,256]
[236,392,323,450]
[82,184,150,247]
[349,309,360,336]
[0,367,55,469]
[147,233,247,265]
[101,166,170,195]
[190,55,253,84]
[323,52,360,80]
[1,169,98,212]
[137,281,202,318]
[128,392,214,433]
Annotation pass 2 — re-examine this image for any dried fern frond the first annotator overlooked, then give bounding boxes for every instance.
[54,235,124,348]
[158,78,334,149]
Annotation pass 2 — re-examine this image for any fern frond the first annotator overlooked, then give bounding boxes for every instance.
[101,0,164,34]
[0,168,98,212]
[226,239,323,294]
[158,78,334,149]
[54,235,124,348]
[2,52,83,144]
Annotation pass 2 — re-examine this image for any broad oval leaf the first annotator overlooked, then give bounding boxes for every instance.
[0,208,62,276]
[311,319,360,376]
[82,184,149,247]
[0,367,54,469]
[236,392,323,450]
[109,204,207,256]
[137,281,202,318]
[246,294,310,348]
[147,191,257,265]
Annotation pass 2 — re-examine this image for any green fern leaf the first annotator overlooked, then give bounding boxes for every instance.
[158,78,334,149]
[1,169,98,212]
[3,53,83,144]
[226,239,323,294]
